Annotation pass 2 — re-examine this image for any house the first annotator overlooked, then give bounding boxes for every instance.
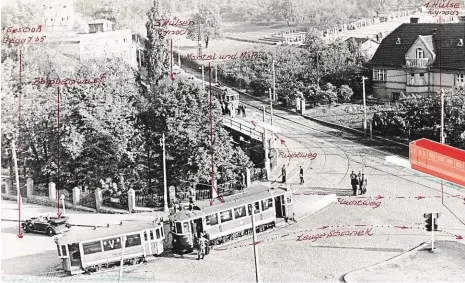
[370,23,465,101]
[43,0,75,31]
[344,37,380,59]
[88,19,114,33]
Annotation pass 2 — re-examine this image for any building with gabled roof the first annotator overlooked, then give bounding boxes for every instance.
[370,23,465,101]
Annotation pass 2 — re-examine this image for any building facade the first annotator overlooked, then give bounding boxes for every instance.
[370,23,465,101]
[43,0,75,31]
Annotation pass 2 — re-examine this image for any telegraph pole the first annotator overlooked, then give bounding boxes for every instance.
[362,76,368,135]
[119,236,127,283]
[160,134,169,213]
[6,134,22,208]
[215,59,218,84]
[263,106,270,181]
[251,210,261,283]
[268,88,274,126]
[316,51,321,85]
[272,58,276,101]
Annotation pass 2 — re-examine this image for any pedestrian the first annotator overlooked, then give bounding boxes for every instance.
[350,171,358,196]
[242,105,246,117]
[299,166,304,185]
[281,165,287,183]
[197,233,207,260]
[241,172,246,190]
[362,178,367,194]
[358,172,364,195]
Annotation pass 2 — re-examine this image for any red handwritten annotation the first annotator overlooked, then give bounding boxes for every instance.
[158,30,192,37]
[425,1,461,16]
[186,51,265,61]
[296,228,374,242]
[278,151,317,159]
[3,35,46,45]
[154,17,195,27]
[337,198,381,209]
[1,25,43,33]
[32,73,107,87]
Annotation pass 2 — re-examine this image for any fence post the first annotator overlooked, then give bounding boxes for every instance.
[4,178,11,195]
[26,178,33,198]
[246,168,251,188]
[49,182,56,200]
[95,188,102,212]
[127,188,136,213]
[73,187,81,205]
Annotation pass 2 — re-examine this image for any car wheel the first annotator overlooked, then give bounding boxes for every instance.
[22,223,29,232]
[47,227,56,236]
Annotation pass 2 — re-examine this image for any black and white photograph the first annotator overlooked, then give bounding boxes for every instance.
[1,0,465,282]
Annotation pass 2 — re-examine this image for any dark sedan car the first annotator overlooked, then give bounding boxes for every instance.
[22,215,71,236]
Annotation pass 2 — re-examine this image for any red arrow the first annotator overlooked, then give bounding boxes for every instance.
[318,226,329,229]
[415,196,425,200]
[209,199,214,206]
[456,235,463,240]
[251,120,256,127]
[375,194,384,200]
[250,241,261,245]
[17,48,23,239]
[280,139,286,145]
[394,226,409,229]
[170,39,174,81]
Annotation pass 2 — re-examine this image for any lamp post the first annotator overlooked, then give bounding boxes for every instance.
[160,134,169,213]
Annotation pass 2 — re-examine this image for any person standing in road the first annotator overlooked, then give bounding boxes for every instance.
[358,172,364,195]
[242,105,247,117]
[299,166,304,185]
[281,165,287,183]
[350,171,358,196]
[362,177,367,194]
[197,233,207,260]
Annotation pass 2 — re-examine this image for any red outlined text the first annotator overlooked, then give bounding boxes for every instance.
[186,51,265,61]
[278,150,317,159]
[32,73,107,87]
[425,0,461,16]
[296,228,374,242]
[3,35,46,45]
[1,25,43,33]
[337,198,382,209]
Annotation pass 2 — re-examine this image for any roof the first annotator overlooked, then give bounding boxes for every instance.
[371,23,465,70]
[169,184,290,221]
[57,222,161,245]
[88,19,114,25]
[411,138,465,163]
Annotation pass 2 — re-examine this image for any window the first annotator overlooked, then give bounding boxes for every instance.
[144,231,148,241]
[446,157,454,166]
[457,74,464,86]
[57,245,61,256]
[150,230,154,240]
[220,210,233,223]
[126,234,141,247]
[175,222,182,233]
[437,154,445,163]
[206,213,218,226]
[124,38,127,43]
[373,69,386,81]
[183,222,189,233]
[63,6,66,8]
[160,227,164,238]
[61,245,67,256]
[416,48,424,59]
[254,202,260,214]
[396,37,401,44]
[418,73,425,85]
[156,229,161,239]
[51,18,53,21]
[115,40,119,44]
[103,237,122,251]
[83,241,102,255]
[409,73,415,85]
[234,206,247,219]
[428,152,435,159]
[261,198,273,211]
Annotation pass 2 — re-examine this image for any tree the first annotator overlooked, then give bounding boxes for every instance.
[1,0,45,27]
[187,1,223,49]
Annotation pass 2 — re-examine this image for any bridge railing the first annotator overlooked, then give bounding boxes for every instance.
[222,116,263,141]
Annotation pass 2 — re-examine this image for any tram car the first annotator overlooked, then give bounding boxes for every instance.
[55,221,165,275]
[169,184,294,253]
[208,83,240,115]
[410,138,465,187]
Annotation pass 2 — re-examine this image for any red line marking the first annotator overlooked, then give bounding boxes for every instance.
[355,225,367,227]
[17,47,23,238]
[396,197,405,198]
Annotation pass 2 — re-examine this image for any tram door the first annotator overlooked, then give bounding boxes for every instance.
[68,243,82,273]
[274,196,284,217]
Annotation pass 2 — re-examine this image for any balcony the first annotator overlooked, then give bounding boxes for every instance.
[405,58,430,68]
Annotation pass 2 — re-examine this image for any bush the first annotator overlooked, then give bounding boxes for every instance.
[337,85,353,102]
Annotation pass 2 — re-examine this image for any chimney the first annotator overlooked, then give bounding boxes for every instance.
[410,17,419,24]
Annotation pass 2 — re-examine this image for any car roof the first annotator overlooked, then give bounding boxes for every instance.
[56,222,162,245]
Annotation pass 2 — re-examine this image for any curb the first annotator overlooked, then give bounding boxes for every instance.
[343,242,428,283]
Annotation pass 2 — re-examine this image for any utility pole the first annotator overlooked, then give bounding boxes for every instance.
[215,59,218,84]
[268,88,274,126]
[272,58,276,101]
[197,23,202,58]
[440,88,445,204]
[362,76,368,135]
[119,236,127,283]
[263,106,270,181]
[6,133,22,208]
[316,51,321,85]
[160,133,169,213]
[177,39,181,67]
[137,36,141,68]
[251,210,261,283]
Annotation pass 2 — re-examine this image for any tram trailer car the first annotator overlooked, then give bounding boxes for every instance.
[208,83,240,113]
[410,138,465,187]
[55,222,165,275]
[169,185,294,253]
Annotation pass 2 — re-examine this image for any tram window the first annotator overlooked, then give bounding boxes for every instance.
[287,196,292,204]
[428,152,435,159]
[183,222,190,232]
[254,202,260,214]
[456,161,463,170]
[161,227,164,238]
[206,213,219,226]
[126,234,141,247]
[234,206,247,219]
[447,158,454,166]
[176,222,182,234]
[156,229,161,239]
[103,237,122,251]
[247,204,252,215]
[150,230,154,240]
[83,240,102,255]
[262,198,273,211]
[61,245,67,256]
[144,231,148,241]
[438,154,445,163]
[220,210,233,223]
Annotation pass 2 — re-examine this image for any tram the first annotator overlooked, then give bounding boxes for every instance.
[169,184,294,253]
[55,221,165,275]
[208,83,240,116]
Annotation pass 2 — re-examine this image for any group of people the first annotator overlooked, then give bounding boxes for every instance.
[280,165,305,185]
[350,171,367,196]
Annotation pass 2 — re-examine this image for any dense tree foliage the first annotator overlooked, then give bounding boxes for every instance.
[186,0,223,48]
